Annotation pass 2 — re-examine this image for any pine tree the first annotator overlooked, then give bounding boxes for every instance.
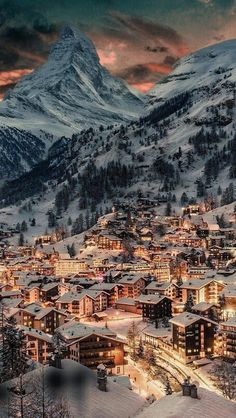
[127,321,139,360]
[145,345,156,367]
[180,192,189,206]
[137,338,144,359]
[48,211,56,228]
[21,221,28,232]
[197,179,205,197]
[165,201,172,216]
[67,243,76,258]
[18,233,25,246]
[0,313,28,383]
[31,218,36,227]
[184,292,194,312]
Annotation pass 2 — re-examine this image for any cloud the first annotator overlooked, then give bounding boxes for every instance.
[88,12,189,91]
[0,68,33,99]
[0,2,59,97]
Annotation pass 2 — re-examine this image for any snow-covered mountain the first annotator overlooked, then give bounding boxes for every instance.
[0,25,143,179]
[1,38,236,237]
[148,38,236,106]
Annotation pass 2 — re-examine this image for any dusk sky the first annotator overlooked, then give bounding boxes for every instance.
[0,0,236,96]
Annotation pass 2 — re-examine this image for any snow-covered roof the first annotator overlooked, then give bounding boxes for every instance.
[169,312,217,328]
[137,387,236,418]
[56,320,116,341]
[136,294,170,304]
[192,302,218,312]
[20,325,53,343]
[115,297,136,306]
[180,279,219,290]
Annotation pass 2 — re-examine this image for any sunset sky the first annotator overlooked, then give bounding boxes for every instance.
[0,0,236,96]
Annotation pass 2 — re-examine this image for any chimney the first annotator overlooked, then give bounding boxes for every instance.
[181,377,198,399]
[97,363,107,392]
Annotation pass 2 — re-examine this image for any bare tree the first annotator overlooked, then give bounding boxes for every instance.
[213,361,236,400]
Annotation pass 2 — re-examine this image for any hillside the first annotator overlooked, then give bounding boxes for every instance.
[1,38,236,237]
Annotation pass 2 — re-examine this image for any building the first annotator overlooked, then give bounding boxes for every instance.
[154,262,171,282]
[89,283,124,306]
[55,259,89,276]
[180,279,224,305]
[67,333,126,372]
[56,291,95,317]
[118,274,146,298]
[21,326,53,364]
[191,302,220,321]
[220,317,236,360]
[115,297,140,314]
[220,285,236,319]
[136,294,172,321]
[169,312,217,363]
[145,281,176,299]
[97,234,123,251]
[56,321,125,373]
[11,304,67,334]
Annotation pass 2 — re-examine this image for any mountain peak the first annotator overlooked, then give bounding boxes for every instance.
[49,24,98,64]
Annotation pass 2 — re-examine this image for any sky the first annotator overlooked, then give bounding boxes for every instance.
[0,0,236,97]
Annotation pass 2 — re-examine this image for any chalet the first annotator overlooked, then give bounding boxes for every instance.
[206,235,225,248]
[34,235,55,246]
[56,292,94,317]
[145,281,177,299]
[136,294,172,321]
[24,286,40,303]
[89,283,124,306]
[220,285,236,319]
[39,282,59,303]
[133,245,149,259]
[83,290,109,312]
[187,266,211,280]
[68,276,98,289]
[118,274,146,298]
[67,333,126,372]
[220,317,236,360]
[180,279,225,305]
[183,204,201,216]
[21,326,53,364]
[191,302,220,321]
[169,312,218,363]
[219,228,235,240]
[10,303,67,334]
[97,234,123,250]
[115,297,140,314]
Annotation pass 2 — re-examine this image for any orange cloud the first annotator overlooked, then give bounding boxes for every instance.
[97,49,117,65]
[145,62,172,74]
[131,82,155,92]
[0,69,33,87]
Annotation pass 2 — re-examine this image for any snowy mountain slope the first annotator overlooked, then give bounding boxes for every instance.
[0,25,143,179]
[2,39,236,235]
[148,39,236,106]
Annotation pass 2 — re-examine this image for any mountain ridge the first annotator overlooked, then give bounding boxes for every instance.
[0,25,144,179]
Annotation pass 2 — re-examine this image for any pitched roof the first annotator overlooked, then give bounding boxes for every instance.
[136,294,171,304]
[169,312,217,328]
